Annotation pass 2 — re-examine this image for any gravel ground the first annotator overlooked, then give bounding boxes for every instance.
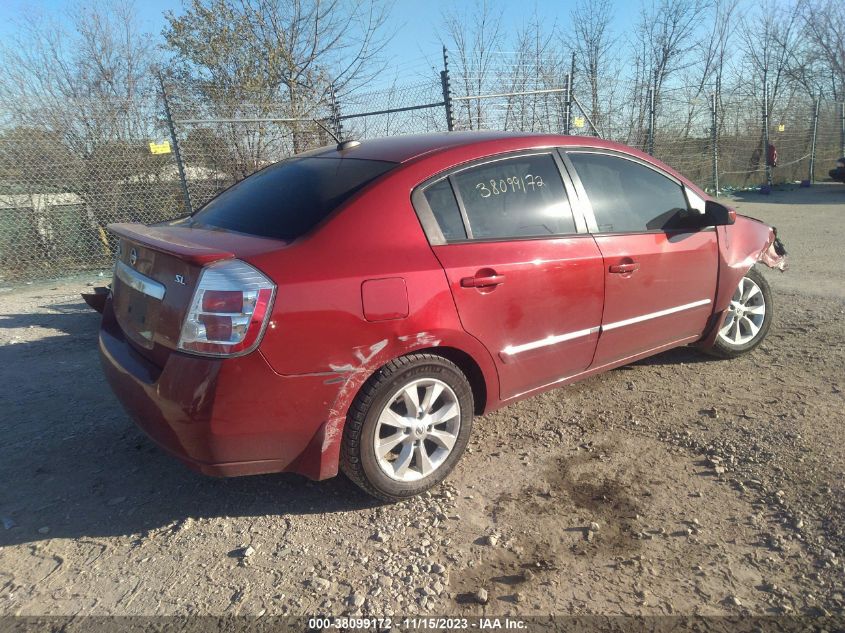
[0,183,843,618]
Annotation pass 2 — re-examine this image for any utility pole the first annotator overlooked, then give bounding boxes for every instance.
[563,73,572,135]
[762,75,772,187]
[647,85,655,155]
[840,102,845,159]
[711,93,719,194]
[809,97,820,184]
[329,82,343,141]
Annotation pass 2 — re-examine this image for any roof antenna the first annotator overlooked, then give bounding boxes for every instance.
[313,118,359,151]
[313,119,340,144]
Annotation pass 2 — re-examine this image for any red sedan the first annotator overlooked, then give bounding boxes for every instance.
[99,132,787,501]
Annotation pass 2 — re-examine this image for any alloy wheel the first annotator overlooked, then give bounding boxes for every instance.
[718,275,767,346]
[373,378,461,482]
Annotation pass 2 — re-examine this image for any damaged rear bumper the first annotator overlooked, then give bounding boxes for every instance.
[98,298,345,480]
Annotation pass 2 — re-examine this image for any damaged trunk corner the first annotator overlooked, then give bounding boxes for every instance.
[81,286,110,313]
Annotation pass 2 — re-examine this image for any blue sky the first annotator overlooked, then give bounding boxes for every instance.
[0,0,584,84]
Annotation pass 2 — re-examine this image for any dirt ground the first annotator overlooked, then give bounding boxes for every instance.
[0,183,843,619]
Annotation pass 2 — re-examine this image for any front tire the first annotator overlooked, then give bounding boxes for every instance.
[340,353,474,502]
[709,266,773,358]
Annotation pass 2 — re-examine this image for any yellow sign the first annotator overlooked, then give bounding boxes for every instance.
[573,116,585,129]
[149,141,172,155]
[777,124,785,132]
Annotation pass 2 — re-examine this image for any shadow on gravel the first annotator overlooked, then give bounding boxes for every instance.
[0,300,96,336]
[0,302,382,549]
[630,346,717,366]
[0,300,724,549]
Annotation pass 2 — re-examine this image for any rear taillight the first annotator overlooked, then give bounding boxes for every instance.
[178,259,275,357]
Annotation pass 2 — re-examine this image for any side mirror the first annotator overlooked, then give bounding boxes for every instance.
[704,200,736,226]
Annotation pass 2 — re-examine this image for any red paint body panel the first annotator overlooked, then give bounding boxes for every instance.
[713,217,779,313]
[592,231,718,366]
[110,241,201,362]
[98,132,786,481]
[361,278,409,321]
[99,298,340,476]
[432,237,604,399]
[693,217,782,349]
[108,222,288,262]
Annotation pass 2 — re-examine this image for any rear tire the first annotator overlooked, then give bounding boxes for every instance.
[340,353,473,502]
[708,266,773,358]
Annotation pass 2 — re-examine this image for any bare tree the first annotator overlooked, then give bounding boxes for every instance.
[567,0,617,131]
[636,0,712,104]
[668,0,739,139]
[692,0,738,96]
[440,0,505,130]
[0,1,156,153]
[798,0,845,98]
[164,0,393,167]
[500,10,563,133]
[0,1,161,258]
[736,0,804,110]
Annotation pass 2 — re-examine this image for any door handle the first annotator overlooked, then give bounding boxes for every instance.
[461,273,506,288]
[609,263,639,274]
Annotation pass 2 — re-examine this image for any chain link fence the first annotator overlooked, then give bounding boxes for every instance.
[1,51,843,281]
[0,96,186,281]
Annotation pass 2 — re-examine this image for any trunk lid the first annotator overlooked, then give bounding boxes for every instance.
[108,222,284,366]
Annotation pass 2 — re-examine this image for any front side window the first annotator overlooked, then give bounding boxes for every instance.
[450,154,575,239]
[567,152,689,233]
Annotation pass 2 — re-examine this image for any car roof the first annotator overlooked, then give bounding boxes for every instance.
[310,131,639,164]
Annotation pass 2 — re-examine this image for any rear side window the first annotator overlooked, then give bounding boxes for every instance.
[451,154,575,239]
[189,157,396,240]
[423,179,466,240]
[567,152,688,233]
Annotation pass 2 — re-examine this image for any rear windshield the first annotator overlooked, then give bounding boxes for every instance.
[188,157,397,240]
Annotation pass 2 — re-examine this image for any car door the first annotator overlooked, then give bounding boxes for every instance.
[562,150,718,368]
[412,151,605,400]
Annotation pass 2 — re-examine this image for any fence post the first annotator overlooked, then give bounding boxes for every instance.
[563,73,572,135]
[569,52,576,134]
[809,97,820,184]
[711,93,719,194]
[441,46,455,132]
[762,78,772,187]
[329,82,343,140]
[158,72,193,215]
[840,102,845,158]
[647,84,655,155]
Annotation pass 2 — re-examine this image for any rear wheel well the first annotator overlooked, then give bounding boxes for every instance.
[415,346,487,415]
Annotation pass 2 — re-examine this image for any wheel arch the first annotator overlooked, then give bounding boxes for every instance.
[414,345,488,415]
[696,263,771,352]
[291,334,499,481]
